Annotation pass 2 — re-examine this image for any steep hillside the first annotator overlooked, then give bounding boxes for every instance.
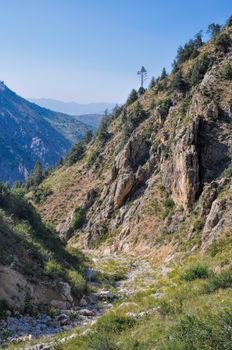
[0,83,93,183]
[22,18,232,350]
[0,183,87,314]
[37,20,232,260]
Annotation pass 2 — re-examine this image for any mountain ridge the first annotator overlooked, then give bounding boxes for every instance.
[29,98,117,116]
[0,83,94,183]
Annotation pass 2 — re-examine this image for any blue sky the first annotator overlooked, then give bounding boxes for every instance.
[0,0,231,103]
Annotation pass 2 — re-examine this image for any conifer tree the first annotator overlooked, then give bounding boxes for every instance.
[149,76,156,89]
[126,89,138,105]
[160,67,167,80]
[207,23,221,38]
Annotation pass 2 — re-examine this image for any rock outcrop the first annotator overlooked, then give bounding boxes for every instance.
[0,265,73,310]
[163,118,200,210]
[37,24,232,255]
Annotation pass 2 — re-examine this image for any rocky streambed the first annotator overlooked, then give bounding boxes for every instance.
[0,290,115,348]
[0,255,156,350]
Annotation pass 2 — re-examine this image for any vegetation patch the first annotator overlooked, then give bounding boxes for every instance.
[182,264,209,281]
[204,268,232,293]
[71,207,86,229]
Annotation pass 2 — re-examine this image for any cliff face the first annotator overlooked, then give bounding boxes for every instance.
[36,24,232,261]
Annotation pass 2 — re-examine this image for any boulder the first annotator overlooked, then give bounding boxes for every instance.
[56,210,75,241]
[79,309,95,317]
[202,199,226,243]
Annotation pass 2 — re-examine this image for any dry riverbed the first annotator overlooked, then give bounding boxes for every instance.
[0,252,161,350]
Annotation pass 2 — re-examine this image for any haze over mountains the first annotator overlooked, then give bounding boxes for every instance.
[29,98,117,116]
[0,82,95,183]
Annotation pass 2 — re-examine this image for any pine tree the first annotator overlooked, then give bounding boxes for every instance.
[126,89,138,105]
[33,160,43,185]
[149,76,156,89]
[194,31,203,49]
[160,68,167,80]
[138,86,146,96]
[96,116,110,145]
[27,160,43,188]
[207,23,221,39]
[83,130,93,144]
[170,71,186,92]
[65,142,85,166]
[172,59,179,73]
[226,16,232,27]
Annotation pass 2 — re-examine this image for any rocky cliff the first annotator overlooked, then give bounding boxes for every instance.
[34,22,232,267]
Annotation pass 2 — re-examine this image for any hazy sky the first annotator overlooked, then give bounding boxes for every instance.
[0,0,232,103]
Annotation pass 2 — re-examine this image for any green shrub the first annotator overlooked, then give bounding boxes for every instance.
[71,207,85,229]
[67,269,86,297]
[158,297,183,316]
[179,95,191,118]
[158,299,174,316]
[96,313,136,334]
[170,71,186,92]
[193,219,204,231]
[214,33,231,53]
[122,102,147,144]
[163,196,175,218]
[33,185,53,203]
[22,295,35,315]
[204,268,232,293]
[163,311,232,350]
[96,116,111,145]
[164,198,175,210]
[157,98,172,120]
[182,264,209,281]
[87,149,100,167]
[222,63,232,80]
[65,141,85,166]
[87,332,119,350]
[44,258,63,279]
[188,54,211,86]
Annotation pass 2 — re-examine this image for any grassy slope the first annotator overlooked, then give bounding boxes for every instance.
[51,231,232,350]
[0,184,87,314]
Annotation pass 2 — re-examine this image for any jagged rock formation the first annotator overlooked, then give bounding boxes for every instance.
[35,23,232,261]
[162,118,200,210]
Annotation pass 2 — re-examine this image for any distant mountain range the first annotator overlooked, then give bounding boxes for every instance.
[29,98,117,116]
[0,82,95,183]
